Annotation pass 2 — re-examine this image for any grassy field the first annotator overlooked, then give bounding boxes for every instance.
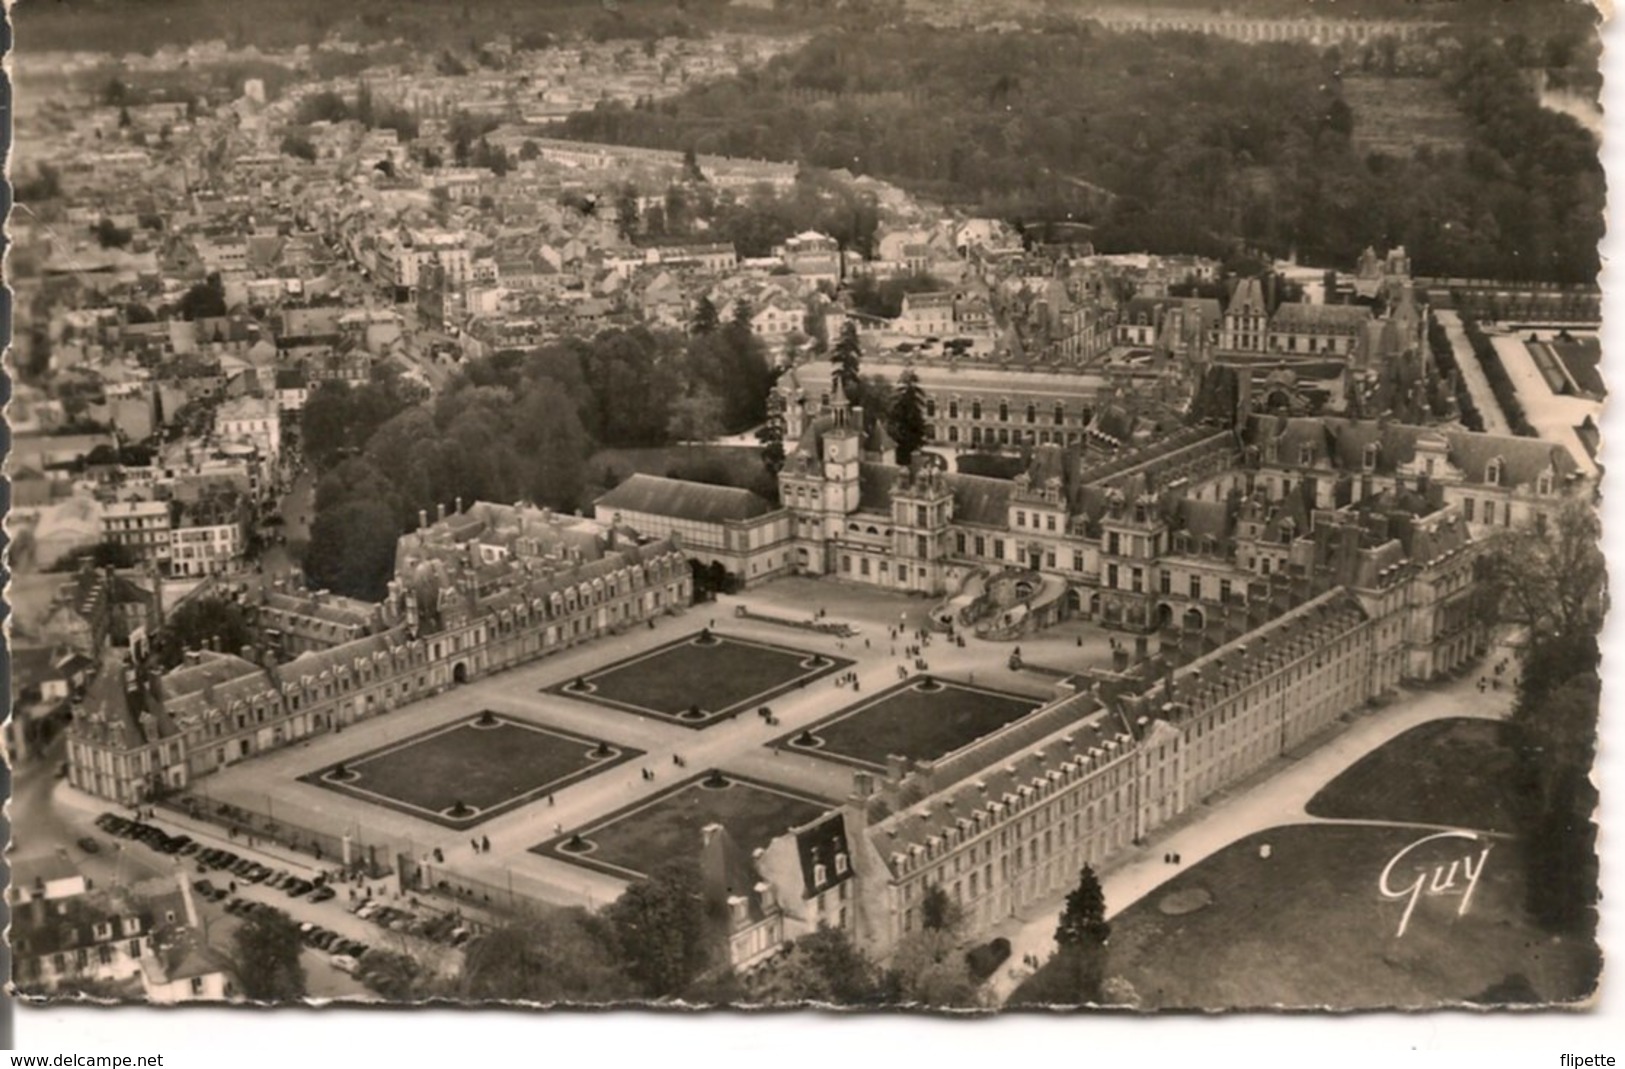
[775,679,1041,770]
[1342,75,1467,158]
[548,632,849,726]
[305,714,638,828]
[1306,718,1520,834]
[587,444,778,503]
[534,773,831,880]
[1016,824,1599,1009]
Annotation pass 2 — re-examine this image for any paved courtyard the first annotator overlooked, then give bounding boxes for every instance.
[174,578,1123,910]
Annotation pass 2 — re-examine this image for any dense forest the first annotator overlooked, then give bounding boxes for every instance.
[560,24,1602,282]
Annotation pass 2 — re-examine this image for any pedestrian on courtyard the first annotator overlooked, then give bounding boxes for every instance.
[555,823,563,836]
[548,794,555,807]
[471,839,479,853]
[865,638,870,649]
[481,836,490,853]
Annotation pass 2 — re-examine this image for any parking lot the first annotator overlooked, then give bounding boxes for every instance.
[90,810,474,1000]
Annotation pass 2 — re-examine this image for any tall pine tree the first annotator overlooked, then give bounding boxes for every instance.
[1053,864,1110,1004]
[758,385,787,481]
[691,295,720,335]
[889,366,929,465]
[830,319,862,401]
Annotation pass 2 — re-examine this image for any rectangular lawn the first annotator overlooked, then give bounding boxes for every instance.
[772,678,1041,770]
[548,631,850,727]
[303,713,639,829]
[534,772,832,880]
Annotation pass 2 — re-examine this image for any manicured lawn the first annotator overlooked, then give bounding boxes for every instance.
[1306,718,1519,833]
[773,679,1041,770]
[548,632,849,727]
[1013,824,1599,1010]
[533,773,832,880]
[303,713,639,828]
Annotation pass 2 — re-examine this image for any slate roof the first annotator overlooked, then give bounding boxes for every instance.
[946,473,1014,527]
[596,474,776,525]
[794,812,853,901]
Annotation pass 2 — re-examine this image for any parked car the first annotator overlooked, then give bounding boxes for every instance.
[77,836,102,855]
[194,879,219,897]
[331,955,361,975]
[244,865,272,883]
[308,886,337,904]
[286,879,315,898]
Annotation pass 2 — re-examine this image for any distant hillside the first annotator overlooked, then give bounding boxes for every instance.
[12,0,750,54]
[556,22,1602,282]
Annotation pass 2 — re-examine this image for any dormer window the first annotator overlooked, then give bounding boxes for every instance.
[1298,443,1314,467]
[835,852,849,875]
[1537,470,1554,495]
[1486,458,1504,487]
[1363,443,1379,472]
[813,863,827,886]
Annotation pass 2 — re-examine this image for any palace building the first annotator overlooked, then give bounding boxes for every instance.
[66,502,691,805]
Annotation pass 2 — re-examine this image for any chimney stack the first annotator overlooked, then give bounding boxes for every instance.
[437,502,446,523]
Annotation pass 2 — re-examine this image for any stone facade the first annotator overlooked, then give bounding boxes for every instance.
[65,503,692,805]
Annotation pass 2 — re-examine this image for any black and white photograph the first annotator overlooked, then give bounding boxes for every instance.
[0,0,1612,1038]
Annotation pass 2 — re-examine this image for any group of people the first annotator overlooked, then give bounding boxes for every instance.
[469,835,492,854]
[1162,852,1183,865]
[1478,658,1516,693]
[832,670,862,692]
